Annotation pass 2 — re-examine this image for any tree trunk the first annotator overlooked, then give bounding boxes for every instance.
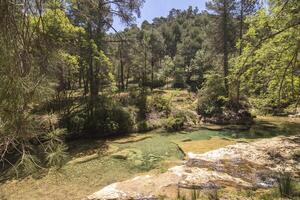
[143,45,147,86]
[119,42,125,91]
[236,0,244,103]
[151,56,154,91]
[223,0,229,96]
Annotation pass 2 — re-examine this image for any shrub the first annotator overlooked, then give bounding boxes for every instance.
[85,105,134,136]
[45,143,69,168]
[137,120,150,132]
[197,73,227,117]
[148,94,172,116]
[136,88,149,121]
[143,79,166,88]
[62,102,134,137]
[207,189,219,200]
[165,116,186,132]
[43,128,69,168]
[277,172,295,198]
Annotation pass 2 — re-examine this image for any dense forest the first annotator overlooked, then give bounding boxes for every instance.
[0,0,299,187]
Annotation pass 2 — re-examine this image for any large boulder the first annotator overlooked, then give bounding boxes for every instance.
[85,135,300,200]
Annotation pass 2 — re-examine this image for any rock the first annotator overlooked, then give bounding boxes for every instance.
[111,149,143,160]
[174,137,236,155]
[289,113,300,118]
[201,108,254,126]
[86,135,300,200]
[288,108,300,118]
[104,145,119,155]
[181,138,192,142]
[67,153,99,165]
[133,160,144,167]
[112,135,152,144]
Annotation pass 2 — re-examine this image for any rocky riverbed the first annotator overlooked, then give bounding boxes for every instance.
[86,135,300,200]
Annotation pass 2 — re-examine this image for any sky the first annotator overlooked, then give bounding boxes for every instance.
[111,0,209,32]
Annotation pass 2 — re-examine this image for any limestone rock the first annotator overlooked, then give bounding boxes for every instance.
[86,135,300,200]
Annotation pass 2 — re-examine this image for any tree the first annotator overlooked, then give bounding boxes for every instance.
[68,0,144,114]
[0,0,81,170]
[232,0,300,113]
[148,28,165,90]
[206,0,237,96]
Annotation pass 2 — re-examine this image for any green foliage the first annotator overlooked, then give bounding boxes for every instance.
[197,73,227,117]
[173,71,186,89]
[44,128,69,168]
[231,1,300,112]
[17,153,40,176]
[136,88,149,121]
[148,94,172,116]
[45,143,69,168]
[158,56,175,81]
[165,115,186,132]
[64,101,134,137]
[277,172,295,198]
[207,189,219,200]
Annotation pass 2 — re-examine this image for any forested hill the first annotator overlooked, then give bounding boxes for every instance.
[0,0,299,179]
[108,2,299,115]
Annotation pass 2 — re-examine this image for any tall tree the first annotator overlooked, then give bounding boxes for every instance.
[68,0,144,113]
[206,0,237,96]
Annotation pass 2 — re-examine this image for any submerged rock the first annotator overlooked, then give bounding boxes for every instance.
[67,153,99,165]
[85,135,300,200]
[174,137,236,155]
[111,149,143,160]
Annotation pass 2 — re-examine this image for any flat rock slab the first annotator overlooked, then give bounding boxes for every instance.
[85,135,300,200]
[175,137,236,155]
[67,153,99,165]
[112,134,152,144]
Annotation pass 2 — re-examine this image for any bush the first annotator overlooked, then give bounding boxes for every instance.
[197,73,227,117]
[165,115,186,132]
[277,172,295,198]
[62,102,134,137]
[135,88,149,121]
[148,94,172,116]
[85,105,134,136]
[137,120,150,132]
[137,119,163,133]
[143,79,166,88]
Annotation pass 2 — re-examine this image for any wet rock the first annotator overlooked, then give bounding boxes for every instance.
[86,135,300,200]
[67,153,99,165]
[112,135,152,144]
[181,138,192,142]
[174,137,236,155]
[111,149,143,160]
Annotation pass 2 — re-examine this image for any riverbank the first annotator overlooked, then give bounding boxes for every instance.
[0,117,299,200]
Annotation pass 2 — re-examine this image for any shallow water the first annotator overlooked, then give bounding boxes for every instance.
[0,116,299,200]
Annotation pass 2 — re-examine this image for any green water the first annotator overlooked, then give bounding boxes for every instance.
[116,130,218,159]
